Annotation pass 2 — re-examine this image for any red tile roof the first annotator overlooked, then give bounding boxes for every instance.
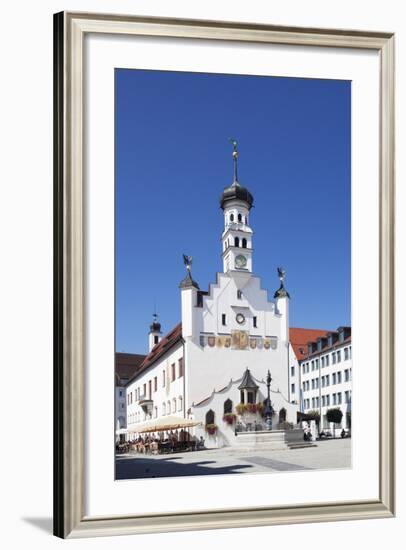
[290,327,351,362]
[115,352,146,385]
[290,327,331,361]
[127,323,183,384]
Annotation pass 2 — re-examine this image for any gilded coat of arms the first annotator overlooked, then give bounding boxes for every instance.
[208,336,215,347]
[231,330,249,349]
[249,338,257,349]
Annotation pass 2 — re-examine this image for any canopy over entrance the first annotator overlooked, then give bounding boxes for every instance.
[129,415,201,434]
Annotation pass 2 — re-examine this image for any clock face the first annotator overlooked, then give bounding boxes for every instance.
[236,313,246,325]
[235,254,247,269]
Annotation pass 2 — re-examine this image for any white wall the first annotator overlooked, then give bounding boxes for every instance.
[1,1,404,550]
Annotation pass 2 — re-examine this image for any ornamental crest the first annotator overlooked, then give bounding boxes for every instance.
[249,338,257,349]
[231,330,249,350]
[224,337,231,348]
[216,336,224,347]
[208,336,216,347]
[264,339,271,350]
[257,338,263,349]
[270,338,278,350]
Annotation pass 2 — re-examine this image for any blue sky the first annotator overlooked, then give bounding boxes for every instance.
[115,69,351,354]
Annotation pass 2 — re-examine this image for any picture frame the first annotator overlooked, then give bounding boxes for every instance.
[53,11,395,539]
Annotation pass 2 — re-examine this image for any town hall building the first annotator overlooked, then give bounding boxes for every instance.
[125,143,301,447]
[124,143,351,447]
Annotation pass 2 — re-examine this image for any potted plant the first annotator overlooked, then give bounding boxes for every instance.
[222,412,237,425]
[205,423,218,435]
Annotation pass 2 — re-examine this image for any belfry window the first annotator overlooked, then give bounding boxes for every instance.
[238,213,242,222]
[253,316,257,328]
[222,313,226,326]
[230,213,234,222]
[237,289,242,299]
[242,238,247,248]
[234,237,239,247]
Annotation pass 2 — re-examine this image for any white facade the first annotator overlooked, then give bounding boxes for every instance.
[289,328,352,434]
[126,151,298,447]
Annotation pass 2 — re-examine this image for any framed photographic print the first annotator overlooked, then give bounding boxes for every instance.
[54,11,395,538]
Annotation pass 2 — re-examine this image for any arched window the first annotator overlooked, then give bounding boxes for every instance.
[178,396,183,412]
[242,238,247,248]
[167,400,171,414]
[230,213,234,222]
[172,398,177,413]
[234,237,239,247]
[224,399,233,414]
[238,213,242,222]
[162,402,166,415]
[279,408,287,423]
[205,409,215,425]
[154,407,158,418]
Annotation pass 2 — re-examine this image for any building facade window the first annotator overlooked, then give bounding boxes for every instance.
[234,237,239,247]
[291,366,295,377]
[178,396,183,412]
[291,383,295,394]
[162,370,166,387]
[224,398,233,414]
[344,347,349,360]
[178,358,183,378]
[206,409,215,425]
[332,352,337,364]
[337,350,341,362]
[237,289,242,299]
[253,316,257,328]
[325,355,330,366]
[222,313,226,326]
[154,377,157,392]
[332,373,337,385]
[154,335,159,345]
[171,364,176,382]
[337,371,342,383]
[162,402,166,415]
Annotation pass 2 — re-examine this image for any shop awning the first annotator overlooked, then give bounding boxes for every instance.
[128,415,201,434]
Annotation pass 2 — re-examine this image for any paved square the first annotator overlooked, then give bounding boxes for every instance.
[115,438,351,480]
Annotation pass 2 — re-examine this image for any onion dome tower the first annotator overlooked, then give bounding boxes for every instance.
[148,313,162,352]
[220,140,254,275]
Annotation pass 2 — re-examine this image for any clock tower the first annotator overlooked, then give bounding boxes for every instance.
[220,141,254,276]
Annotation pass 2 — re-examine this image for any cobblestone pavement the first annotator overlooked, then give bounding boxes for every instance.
[115,438,351,480]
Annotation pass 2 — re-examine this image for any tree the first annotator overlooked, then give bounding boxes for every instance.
[326,408,343,438]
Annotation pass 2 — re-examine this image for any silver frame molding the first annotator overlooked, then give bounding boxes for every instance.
[53,11,395,539]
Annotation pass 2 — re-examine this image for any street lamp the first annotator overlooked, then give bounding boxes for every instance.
[263,369,273,430]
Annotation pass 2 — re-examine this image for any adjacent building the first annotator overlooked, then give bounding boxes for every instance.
[290,327,352,433]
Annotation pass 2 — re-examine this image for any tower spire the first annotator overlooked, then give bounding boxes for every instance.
[229,138,239,184]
